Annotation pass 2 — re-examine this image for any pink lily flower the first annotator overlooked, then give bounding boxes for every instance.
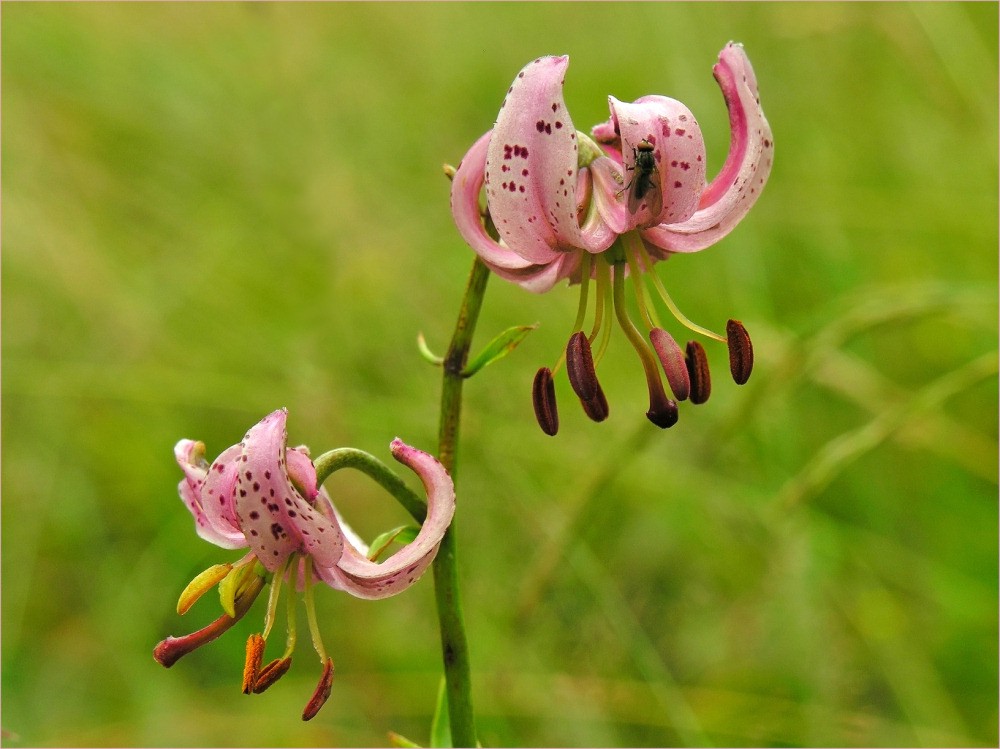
[154,408,455,720]
[451,44,772,434]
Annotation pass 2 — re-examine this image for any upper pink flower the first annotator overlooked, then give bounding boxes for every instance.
[450,45,772,433]
[157,408,455,719]
[451,43,772,292]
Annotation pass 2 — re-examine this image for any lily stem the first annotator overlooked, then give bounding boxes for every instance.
[434,255,490,747]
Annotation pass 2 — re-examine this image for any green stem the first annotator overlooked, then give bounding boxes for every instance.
[433,256,490,747]
[313,448,427,523]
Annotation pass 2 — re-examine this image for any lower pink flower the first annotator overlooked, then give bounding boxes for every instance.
[154,408,455,720]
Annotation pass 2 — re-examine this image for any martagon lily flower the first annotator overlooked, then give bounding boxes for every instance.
[451,43,772,434]
[153,409,455,720]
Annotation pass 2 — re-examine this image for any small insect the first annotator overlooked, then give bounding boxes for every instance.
[624,139,662,217]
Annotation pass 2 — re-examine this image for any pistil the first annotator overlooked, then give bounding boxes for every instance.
[611,261,678,428]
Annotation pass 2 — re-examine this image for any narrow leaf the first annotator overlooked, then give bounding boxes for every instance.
[429,676,452,748]
[417,332,445,365]
[367,525,420,562]
[388,732,423,748]
[462,324,538,377]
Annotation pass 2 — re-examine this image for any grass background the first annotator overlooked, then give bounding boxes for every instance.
[2,2,997,747]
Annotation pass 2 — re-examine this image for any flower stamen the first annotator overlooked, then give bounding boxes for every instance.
[302,657,335,721]
[303,562,329,663]
[253,657,292,694]
[726,319,754,384]
[633,239,726,343]
[571,252,593,335]
[686,341,712,404]
[566,331,609,422]
[532,367,559,436]
[591,258,614,365]
[242,633,265,694]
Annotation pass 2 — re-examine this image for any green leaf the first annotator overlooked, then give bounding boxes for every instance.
[429,676,452,748]
[417,332,445,365]
[461,323,538,377]
[367,525,420,562]
[387,731,422,748]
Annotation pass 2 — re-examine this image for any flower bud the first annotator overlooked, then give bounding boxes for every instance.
[726,319,753,385]
[532,367,559,436]
[686,341,712,404]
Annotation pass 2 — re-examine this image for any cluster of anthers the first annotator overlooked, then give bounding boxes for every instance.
[450,43,772,434]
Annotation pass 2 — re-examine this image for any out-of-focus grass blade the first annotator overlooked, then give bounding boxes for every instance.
[430,676,452,748]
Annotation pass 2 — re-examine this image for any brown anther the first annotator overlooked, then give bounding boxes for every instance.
[649,328,690,401]
[726,319,754,385]
[686,341,712,404]
[242,633,265,694]
[252,656,292,694]
[532,367,559,436]
[302,657,335,721]
[566,331,609,422]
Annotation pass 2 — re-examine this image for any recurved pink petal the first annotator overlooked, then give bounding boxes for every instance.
[484,250,581,293]
[175,439,246,550]
[451,130,536,272]
[588,154,629,235]
[175,439,209,486]
[643,43,773,253]
[286,446,318,500]
[621,95,706,225]
[317,439,455,600]
[485,56,581,263]
[200,444,245,544]
[233,410,344,572]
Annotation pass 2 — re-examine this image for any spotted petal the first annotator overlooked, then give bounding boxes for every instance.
[315,440,456,600]
[451,130,537,273]
[175,439,246,549]
[643,43,773,253]
[233,409,344,572]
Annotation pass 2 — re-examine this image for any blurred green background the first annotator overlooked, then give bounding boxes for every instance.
[2,2,997,747]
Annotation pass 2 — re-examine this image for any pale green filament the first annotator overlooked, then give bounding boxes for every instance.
[262,556,290,641]
[282,559,298,658]
[570,252,593,334]
[633,237,726,343]
[622,234,659,331]
[592,257,614,365]
[303,563,329,663]
[588,254,608,344]
[612,261,665,395]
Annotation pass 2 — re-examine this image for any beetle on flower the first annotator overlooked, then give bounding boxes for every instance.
[153,409,455,720]
[451,43,772,434]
